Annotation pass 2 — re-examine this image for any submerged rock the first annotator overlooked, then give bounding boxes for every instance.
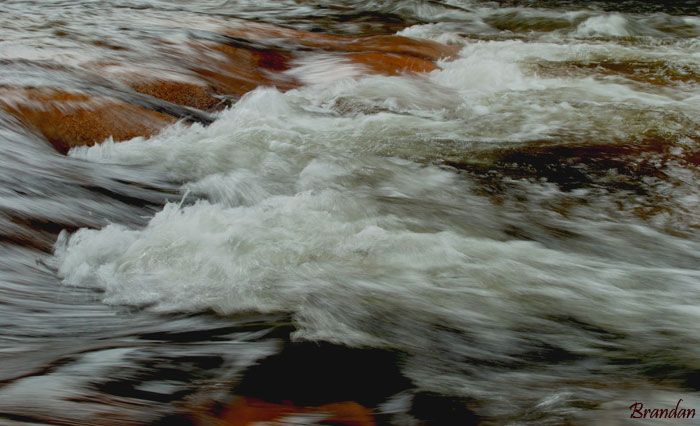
[0,22,458,152]
[128,79,221,111]
[223,21,459,62]
[189,41,297,97]
[216,398,375,426]
[0,88,175,153]
[347,52,439,75]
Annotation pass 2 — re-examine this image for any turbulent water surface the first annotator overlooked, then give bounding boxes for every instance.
[1,1,699,424]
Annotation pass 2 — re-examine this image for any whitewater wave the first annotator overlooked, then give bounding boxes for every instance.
[45,5,700,421]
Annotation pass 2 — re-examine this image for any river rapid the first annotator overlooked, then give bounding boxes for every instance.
[0,1,699,424]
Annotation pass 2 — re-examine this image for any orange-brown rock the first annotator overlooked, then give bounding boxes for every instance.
[338,35,459,62]
[213,397,375,426]
[0,88,175,153]
[189,41,297,97]
[193,37,445,95]
[347,52,439,75]
[129,79,220,110]
[223,21,459,62]
[215,21,458,82]
[535,60,700,86]
[0,22,458,154]
[116,23,457,103]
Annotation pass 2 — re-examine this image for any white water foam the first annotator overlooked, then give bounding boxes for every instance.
[55,26,700,420]
[575,14,631,37]
[58,82,700,360]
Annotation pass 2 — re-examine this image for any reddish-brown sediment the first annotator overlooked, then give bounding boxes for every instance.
[209,397,375,426]
[0,88,175,153]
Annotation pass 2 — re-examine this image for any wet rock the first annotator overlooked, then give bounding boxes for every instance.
[445,138,679,193]
[216,397,375,426]
[161,337,405,426]
[231,341,411,407]
[347,52,439,75]
[534,60,700,86]
[410,392,480,426]
[217,21,458,81]
[128,79,221,111]
[0,88,175,153]
[339,34,460,62]
[0,23,458,154]
[190,41,296,97]
[223,22,459,62]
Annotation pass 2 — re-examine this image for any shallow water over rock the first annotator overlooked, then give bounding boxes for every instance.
[0,1,699,424]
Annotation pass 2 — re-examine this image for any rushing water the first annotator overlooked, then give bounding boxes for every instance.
[1,1,699,424]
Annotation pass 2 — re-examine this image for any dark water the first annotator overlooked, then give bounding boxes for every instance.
[1,1,699,424]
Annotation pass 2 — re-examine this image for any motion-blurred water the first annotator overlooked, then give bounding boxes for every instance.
[1,1,699,424]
